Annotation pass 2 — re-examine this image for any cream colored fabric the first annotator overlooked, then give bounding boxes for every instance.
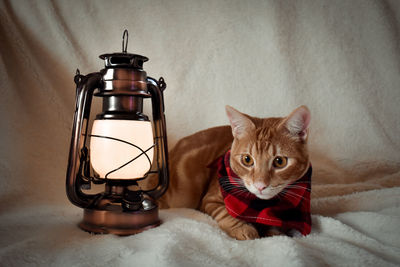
[1,0,400,265]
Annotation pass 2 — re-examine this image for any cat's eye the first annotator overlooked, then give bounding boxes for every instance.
[273,156,288,168]
[241,154,254,167]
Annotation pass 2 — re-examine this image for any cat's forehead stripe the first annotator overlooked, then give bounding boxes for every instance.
[256,126,271,140]
[267,143,274,155]
[255,140,272,155]
[276,145,281,155]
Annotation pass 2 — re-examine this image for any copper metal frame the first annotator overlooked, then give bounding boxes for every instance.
[66,41,169,235]
[79,208,160,235]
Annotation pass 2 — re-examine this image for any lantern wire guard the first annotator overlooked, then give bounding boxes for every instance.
[88,134,155,179]
[66,30,169,235]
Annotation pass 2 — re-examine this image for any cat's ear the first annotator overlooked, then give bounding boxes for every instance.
[225,105,255,139]
[281,105,311,141]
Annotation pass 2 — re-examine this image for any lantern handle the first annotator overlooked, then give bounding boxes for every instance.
[66,72,104,208]
[122,29,128,53]
[145,77,169,199]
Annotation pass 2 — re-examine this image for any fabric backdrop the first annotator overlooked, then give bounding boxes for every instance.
[1,0,400,266]
[1,0,399,207]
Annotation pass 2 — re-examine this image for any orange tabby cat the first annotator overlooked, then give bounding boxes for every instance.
[157,105,311,240]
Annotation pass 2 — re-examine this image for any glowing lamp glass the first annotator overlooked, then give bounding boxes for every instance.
[90,119,154,179]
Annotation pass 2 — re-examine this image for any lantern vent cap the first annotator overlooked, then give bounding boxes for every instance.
[99,53,149,69]
[99,30,148,69]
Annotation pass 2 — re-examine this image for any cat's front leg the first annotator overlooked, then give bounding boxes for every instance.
[200,178,259,240]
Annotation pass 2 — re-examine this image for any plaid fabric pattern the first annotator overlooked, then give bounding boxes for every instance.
[216,150,312,236]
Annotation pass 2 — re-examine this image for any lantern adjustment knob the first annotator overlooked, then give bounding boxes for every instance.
[122,188,143,211]
[142,198,156,211]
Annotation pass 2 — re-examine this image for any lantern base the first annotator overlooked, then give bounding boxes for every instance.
[79,205,160,236]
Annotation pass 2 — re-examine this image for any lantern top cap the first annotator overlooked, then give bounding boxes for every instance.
[99,53,148,69]
[99,30,149,69]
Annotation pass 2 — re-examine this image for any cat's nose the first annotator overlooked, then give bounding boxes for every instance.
[254,182,267,192]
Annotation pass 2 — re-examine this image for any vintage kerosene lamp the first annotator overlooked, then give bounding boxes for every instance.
[66,30,169,235]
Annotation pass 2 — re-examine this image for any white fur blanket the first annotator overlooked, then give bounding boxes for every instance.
[1,171,400,266]
[1,0,400,266]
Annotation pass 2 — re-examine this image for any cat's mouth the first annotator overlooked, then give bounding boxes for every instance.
[246,183,286,200]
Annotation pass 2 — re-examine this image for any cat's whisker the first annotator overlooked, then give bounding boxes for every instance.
[220,178,251,196]
[221,186,242,191]
[219,182,247,189]
[289,181,312,185]
[278,191,300,202]
[288,187,311,192]
[221,184,248,190]
[279,190,299,198]
[231,190,250,197]
[219,183,239,188]
[219,177,245,187]
[282,190,305,198]
[286,188,311,193]
[284,185,311,192]
[276,193,284,202]
[279,190,309,202]
[285,184,309,187]
[220,182,246,188]
[281,194,299,202]
[291,180,311,183]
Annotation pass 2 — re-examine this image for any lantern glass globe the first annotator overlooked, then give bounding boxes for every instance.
[90,119,154,179]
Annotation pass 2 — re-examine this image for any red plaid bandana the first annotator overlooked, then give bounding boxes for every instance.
[215,150,312,236]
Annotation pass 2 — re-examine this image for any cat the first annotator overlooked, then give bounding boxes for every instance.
[155,105,311,240]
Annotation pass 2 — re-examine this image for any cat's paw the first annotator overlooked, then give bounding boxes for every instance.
[287,229,302,238]
[226,224,259,240]
[265,226,285,237]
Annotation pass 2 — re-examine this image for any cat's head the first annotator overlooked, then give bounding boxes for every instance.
[226,105,310,200]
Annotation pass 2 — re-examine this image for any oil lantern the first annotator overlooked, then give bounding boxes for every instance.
[66,30,169,235]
